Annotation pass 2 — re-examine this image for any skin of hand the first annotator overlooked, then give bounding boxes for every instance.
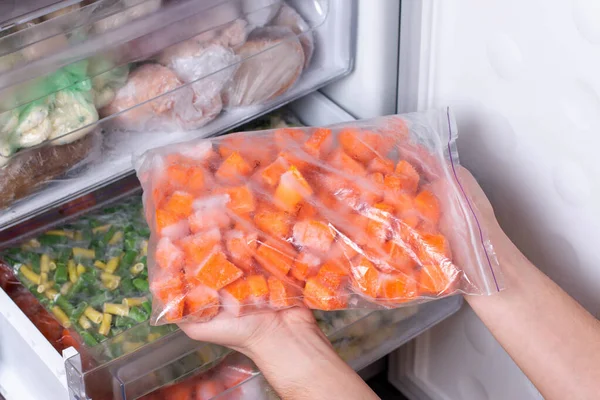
[180,308,379,400]
[458,167,600,400]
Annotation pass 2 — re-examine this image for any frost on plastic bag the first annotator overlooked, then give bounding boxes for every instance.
[136,109,503,325]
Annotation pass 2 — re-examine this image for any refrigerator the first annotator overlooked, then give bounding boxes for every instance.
[0,0,596,399]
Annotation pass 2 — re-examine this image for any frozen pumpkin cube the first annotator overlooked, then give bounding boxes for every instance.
[167,164,190,187]
[384,240,417,274]
[292,220,335,254]
[164,191,194,219]
[247,274,269,302]
[216,151,253,185]
[274,128,308,149]
[303,277,348,310]
[350,256,380,298]
[150,270,185,322]
[225,230,258,272]
[316,262,349,290]
[368,156,395,174]
[184,284,219,319]
[419,263,457,295]
[166,165,208,194]
[221,278,251,316]
[254,206,292,239]
[180,229,223,275]
[395,160,420,192]
[338,128,382,163]
[219,185,256,216]
[156,209,190,240]
[189,195,231,233]
[258,157,289,188]
[268,277,296,309]
[328,149,367,177]
[330,239,360,269]
[194,252,243,291]
[378,273,417,303]
[304,127,333,158]
[291,252,320,282]
[297,202,317,221]
[255,239,297,279]
[156,237,185,271]
[274,166,314,213]
[414,190,441,225]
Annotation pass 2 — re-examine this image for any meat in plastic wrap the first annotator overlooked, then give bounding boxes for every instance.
[242,0,282,28]
[93,0,162,33]
[272,2,314,69]
[222,27,305,108]
[135,109,503,325]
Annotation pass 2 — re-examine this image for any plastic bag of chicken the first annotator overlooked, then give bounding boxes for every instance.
[135,108,503,325]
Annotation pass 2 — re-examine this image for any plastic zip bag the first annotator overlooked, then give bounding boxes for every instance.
[135,108,503,325]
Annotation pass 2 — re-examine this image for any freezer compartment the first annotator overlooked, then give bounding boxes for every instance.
[0,0,355,229]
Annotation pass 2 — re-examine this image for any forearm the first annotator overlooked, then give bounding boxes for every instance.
[244,324,378,400]
[466,225,600,400]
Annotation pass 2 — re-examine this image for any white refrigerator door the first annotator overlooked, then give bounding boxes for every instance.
[392,0,600,399]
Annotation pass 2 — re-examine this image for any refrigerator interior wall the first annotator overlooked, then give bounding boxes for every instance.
[0,0,356,231]
[393,0,600,398]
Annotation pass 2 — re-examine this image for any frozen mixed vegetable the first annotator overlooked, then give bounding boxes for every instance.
[136,110,502,325]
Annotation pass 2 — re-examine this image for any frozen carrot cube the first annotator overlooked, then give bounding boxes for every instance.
[319,173,361,211]
[167,164,190,187]
[291,252,320,282]
[225,230,258,272]
[279,149,311,170]
[304,128,333,158]
[156,209,180,233]
[365,203,395,244]
[221,278,251,316]
[384,174,418,202]
[164,191,194,219]
[274,166,313,213]
[195,379,225,400]
[316,262,348,290]
[328,149,367,177]
[219,135,275,168]
[350,256,380,298]
[254,206,292,239]
[150,270,185,322]
[368,156,395,174]
[193,252,243,291]
[187,167,207,194]
[338,128,382,163]
[419,263,457,294]
[292,220,335,254]
[274,128,308,149]
[384,240,416,274]
[395,160,420,192]
[184,284,219,319]
[156,237,185,271]
[247,274,269,301]
[303,277,348,310]
[363,172,385,205]
[156,208,190,240]
[268,277,296,308]
[330,239,359,268]
[416,233,452,267]
[180,229,222,273]
[378,273,417,303]
[152,186,169,209]
[414,190,441,225]
[297,201,317,221]
[255,239,297,279]
[259,157,289,188]
[218,185,256,216]
[216,151,252,185]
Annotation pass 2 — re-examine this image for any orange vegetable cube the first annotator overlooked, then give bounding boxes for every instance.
[274,166,314,213]
[363,172,385,205]
[164,191,194,219]
[303,277,348,310]
[221,278,251,316]
[330,239,360,268]
[274,128,307,149]
[259,157,289,188]
[218,185,256,216]
[247,274,269,300]
[291,252,320,282]
[378,273,417,303]
[156,209,182,234]
[395,160,420,192]
[419,263,457,294]
[193,251,243,291]
[414,190,441,225]
[368,156,395,174]
[350,257,380,298]
[184,284,219,318]
[304,128,333,158]
[216,151,252,185]
[255,240,297,279]
[167,383,194,400]
[328,149,367,177]
[268,277,296,308]
[384,240,417,274]
[167,164,190,187]
[225,230,258,272]
[150,271,185,322]
[365,203,395,244]
[390,192,415,217]
[416,233,452,266]
[254,206,292,239]
[279,149,311,170]
[338,128,382,163]
[156,237,185,271]
[384,174,418,201]
[292,220,335,254]
[316,262,348,290]
[179,229,222,268]
[188,195,231,234]
[297,202,317,221]
[187,167,207,194]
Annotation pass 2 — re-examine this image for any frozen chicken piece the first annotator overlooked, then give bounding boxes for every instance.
[48,90,99,145]
[273,2,315,69]
[101,63,187,130]
[222,27,305,108]
[242,0,282,28]
[94,0,162,33]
